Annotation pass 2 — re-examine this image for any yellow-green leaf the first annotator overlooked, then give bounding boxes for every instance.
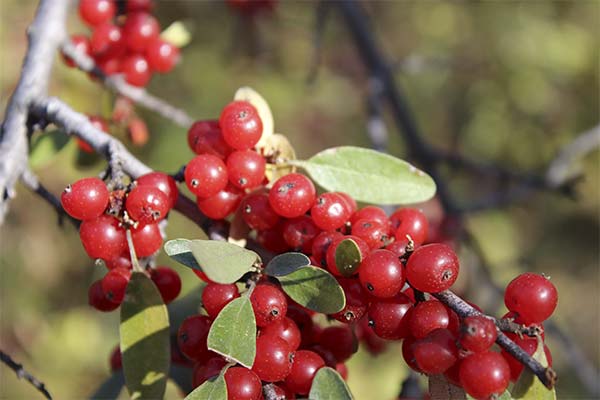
[184,367,228,400]
[512,338,556,400]
[120,272,170,400]
[334,239,362,277]
[189,240,260,284]
[160,21,191,48]
[309,367,354,400]
[276,266,345,314]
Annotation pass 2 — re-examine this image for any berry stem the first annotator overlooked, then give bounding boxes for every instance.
[1,349,53,400]
[432,290,557,389]
[125,229,144,273]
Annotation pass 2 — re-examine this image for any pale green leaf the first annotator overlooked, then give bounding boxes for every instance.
[276,266,345,314]
[334,239,362,277]
[120,272,170,400]
[184,367,228,400]
[207,297,256,368]
[291,146,436,205]
[160,21,191,47]
[512,338,556,400]
[164,239,203,270]
[265,252,311,277]
[309,367,354,400]
[189,240,260,284]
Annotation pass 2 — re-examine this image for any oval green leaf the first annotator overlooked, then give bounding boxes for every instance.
[207,296,256,368]
[90,371,125,400]
[189,240,260,284]
[184,367,228,400]
[164,239,203,270]
[120,272,170,400]
[334,239,362,277]
[265,252,311,277]
[309,367,354,400]
[276,266,345,314]
[512,338,556,400]
[292,146,436,205]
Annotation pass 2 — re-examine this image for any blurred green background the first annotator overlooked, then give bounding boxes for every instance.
[1,1,598,399]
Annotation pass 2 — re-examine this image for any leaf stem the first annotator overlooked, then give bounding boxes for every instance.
[125,229,143,273]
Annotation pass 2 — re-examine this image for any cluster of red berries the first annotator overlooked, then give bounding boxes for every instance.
[63,0,180,87]
[60,172,182,310]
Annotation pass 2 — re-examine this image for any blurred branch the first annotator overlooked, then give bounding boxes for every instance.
[0,0,69,225]
[60,41,194,129]
[1,350,52,400]
[306,1,331,85]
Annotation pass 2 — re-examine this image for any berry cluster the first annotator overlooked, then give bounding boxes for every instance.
[60,172,182,310]
[63,0,180,87]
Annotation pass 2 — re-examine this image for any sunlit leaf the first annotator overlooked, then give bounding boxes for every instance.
[265,252,311,277]
[189,240,260,284]
[262,134,297,183]
[334,238,362,277]
[309,367,353,400]
[184,366,228,400]
[276,266,345,314]
[512,338,556,400]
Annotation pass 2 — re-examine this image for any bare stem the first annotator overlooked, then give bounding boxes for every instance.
[1,350,52,400]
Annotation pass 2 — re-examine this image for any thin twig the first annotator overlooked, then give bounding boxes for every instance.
[1,350,52,399]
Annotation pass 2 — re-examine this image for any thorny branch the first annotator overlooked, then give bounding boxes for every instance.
[1,350,52,400]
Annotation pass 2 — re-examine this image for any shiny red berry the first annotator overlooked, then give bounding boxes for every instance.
[177,315,212,362]
[79,0,115,27]
[130,223,162,257]
[151,267,181,304]
[101,268,131,304]
[459,351,510,399]
[318,325,358,363]
[123,12,160,52]
[409,300,449,339]
[368,293,413,339]
[401,336,421,372]
[350,206,388,226]
[109,345,122,371]
[61,177,109,220]
[226,150,266,189]
[252,335,293,382]
[256,221,290,253]
[250,283,287,327]
[89,279,120,311]
[504,273,558,324]
[224,367,262,400]
[240,193,280,231]
[260,317,301,351]
[311,231,343,268]
[285,350,325,395]
[459,315,497,353]
[187,120,231,158]
[126,185,170,225]
[185,154,228,198]
[219,101,263,150]
[136,172,179,209]
[121,54,151,87]
[202,283,240,318]
[359,249,405,298]
[390,208,428,245]
[269,173,316,218]
[282,215,320,253]
[80,215,126,259]
[331,277,370,323]
[405,243,459,293]
[196,183,243,220]
[311,192,351,231]
[351,218,389,249]
[413,328,458,374]
[192,356,227,387]
[145,38,180,73]
[90,23,125,57]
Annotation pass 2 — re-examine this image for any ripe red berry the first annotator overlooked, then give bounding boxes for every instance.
[282,216,320,254]
[256,221,290,253]
[413,328,458,374]
[285,350,325,395]
[252,335,293,382]
[409,300,449,339]
[145,38,180,73]
[250,283,287,327]
[104,255,132,270]
[192,356,227,387]
[126,0,154,12]
[79,0,115,27]
[61,177,109,220]
[359,249,405,298]
[459,315,497,353]
[240,193,280,231]
[63,35,90,68]
[196,183,243,220]
[123,12,160,52]
[101,268,131,304]
[405,243,459,293]
[269,173,316,218]
[177,315,212,361]
[331,277,370,323]
[350,206,388,226]
[224,367,262,400]
[401,336,421,372]
[130,223,162,257]
[109,345,122,371]
[325,235,370,277]
[187,120,231,158]
[368,293,413,339]
[459,351,510,399]
[136,172,179,209]
[504,273,558,324]
[95,52,122,75]
[226,150,266,190]
[126,185,170,225]
[202,283,240,318]
[311,192,351,231]
[90,23,125,57]
[185,154,228,198]
[335,192,357,215]
[318,325,358,363]
[151,267,181,304]
[260,317,301,351]
[385,239,410,257]
[219,101,263,150]
[351,218,388,249]
[390,208,428,246]
[89,279,120,311]
[121,53,152,87]
[80,215,127,259]
[311,231,343,268]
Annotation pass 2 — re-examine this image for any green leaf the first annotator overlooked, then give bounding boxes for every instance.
[30,130,71,168]
[334,239,362,277]
[160,21,191,47]
[512,338,556,400]
[89,371,125,400]
[184,367,228,400]
[309,367,353,400]
[120,272,170,400]
[276,266,345,314]
[164,239,203,270]
[265,252,311,277]
[189,240,260,284]
[207,296,256,368]
[291,146,436,205]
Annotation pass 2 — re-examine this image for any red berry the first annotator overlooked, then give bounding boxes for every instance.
[136,172,179,209]
[95,52,122,75]
[219,101,263,150]
[413,328,458,374]
[123,12,160,52]
[282,216,320,253]
[80,215,126,259]
[336,362,348,380]
[101,268,131,304]
[401,336,421,372]
[252,335,293,382]
[126,0,154,12]
[405,243,459,293]
[185,154,228,198]
[196,183,243,220]
[126,185,170,225]
[311,231,343,268]
[63,35,90,67]
[61,177,109,220]
[79,0,115,27]
[224,367,262,400]
[268,173,316,218]
[409,300,449,339]
[177,315,212,362]
[351,218,389,249]
[192,356,227,387]
[187,120,231,158]
[368,293,413,339]
[226,150,266,189]
[390,208,428,246]
[121,54,151,87]
[90,23,125,57]
[459,316,497,353]
[385,239,410,257]
[318,325,358,363]
[145,38,180,73]
[311,192,351,231]
[501,337,552,381]
[256,221,290,253]
[202,283,240,318]
[335,192,357,215]
[350,206,388,226]
[89,279,120,311]
[285,350,325,395]
[359,249,405,298]
[504,273,558,324]
[459,351,510,399]
[331,277,370,323]
[109,345,122,371]
[240,193,280,231]
[130,223,162,257]
[250,283,287,327]
[193,269,213,283]
[260,317,301,351]
[325,235,370,277]
[151,267,181,304]
[104,255,132,270]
